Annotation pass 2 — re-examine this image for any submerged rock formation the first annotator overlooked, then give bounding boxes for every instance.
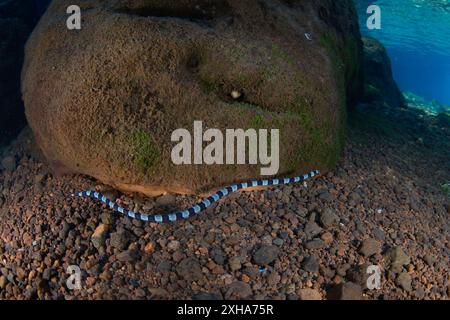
[22,0,363,195]
[361,37,404,108]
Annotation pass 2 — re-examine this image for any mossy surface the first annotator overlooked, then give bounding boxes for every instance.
[271,44,295,66]
[283,97,342,173]
[129,130,160,173]
[442,183,450,196]
[94,126,161,177]
[320,32,361,103]
[249,113,266,130]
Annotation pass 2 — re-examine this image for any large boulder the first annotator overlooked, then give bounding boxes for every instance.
[361,37,404,108]
[22,0,363,195]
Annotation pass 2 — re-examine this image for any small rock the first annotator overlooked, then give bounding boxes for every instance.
[148,287,169,298]
[116,250,137,262]
[383,246,410,270]
[302,255,319,273]
[225,281,252,299]
[193,292,223,300]
[321,232,334,244]
[396,272,412,292]
[305,239,325,249]
[372,227,386,241]
[42,268,52,281]
[252,245,279,265]
[91,224,108,249]
[267,271,281,286]
[167,240,180,251]
[228,257,242,271]
[318,190,333,202]
[319,208,339,228]
[242,266,260,279]
[0,275,7,289]
[272,238,284,246]
[327,282,363,300]
[176,257,203,281]
[110,230,131,250]
[157,261,172,273]
[230,90,242,100]
[156,194,176,206]
[305,221,322,238]
[210,247,226,265]
[414,287,425,299]
[359,238,381,257]
[144,242,156,254]
[423,254,436,267]
[1,156,16,172]
[347,264,370,288]
[298,288,322,300]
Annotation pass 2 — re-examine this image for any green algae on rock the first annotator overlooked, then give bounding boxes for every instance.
[22,0,363,195]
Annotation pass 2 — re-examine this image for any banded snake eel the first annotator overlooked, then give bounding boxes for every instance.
[73,169,320,223]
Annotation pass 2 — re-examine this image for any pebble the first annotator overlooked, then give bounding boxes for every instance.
[116,250,136,262]
[305,239,326,249]
[243,266,260,279]
[252,245,279,265]
[176,257,203,281]
[396,272,412,292]
[167,240,180,251]
[298,288,322,300]
[225,281,252,299]
[302,255,319,273]
[144,242,156,254]
[230,90,242,100]
[272,238,284,246]
[0,275,7,289]
[347,264,370,288]
[193,292,223,300]
[321,232,334,244]
[91,224,108,249]
[305,221,322,239]
[228,257,242,271]
[156,194,176,206]
[383,246,411,270]
[110,230,131,250]
[359,238,381,257]
[319,208,339,228]
[327,282,363,300]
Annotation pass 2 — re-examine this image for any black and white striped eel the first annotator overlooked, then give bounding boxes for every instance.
[73,169,320,223]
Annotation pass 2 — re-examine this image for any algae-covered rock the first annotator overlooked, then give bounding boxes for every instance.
[361,37,404,108]
[22,0,363,195]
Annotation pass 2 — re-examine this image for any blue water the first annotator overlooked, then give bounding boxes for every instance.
[355,0,450,106]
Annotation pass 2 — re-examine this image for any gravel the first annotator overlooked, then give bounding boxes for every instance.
[0,105,448,300]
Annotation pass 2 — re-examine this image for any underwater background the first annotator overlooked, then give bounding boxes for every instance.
[356,0,450,111]
[0,0,449,301]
